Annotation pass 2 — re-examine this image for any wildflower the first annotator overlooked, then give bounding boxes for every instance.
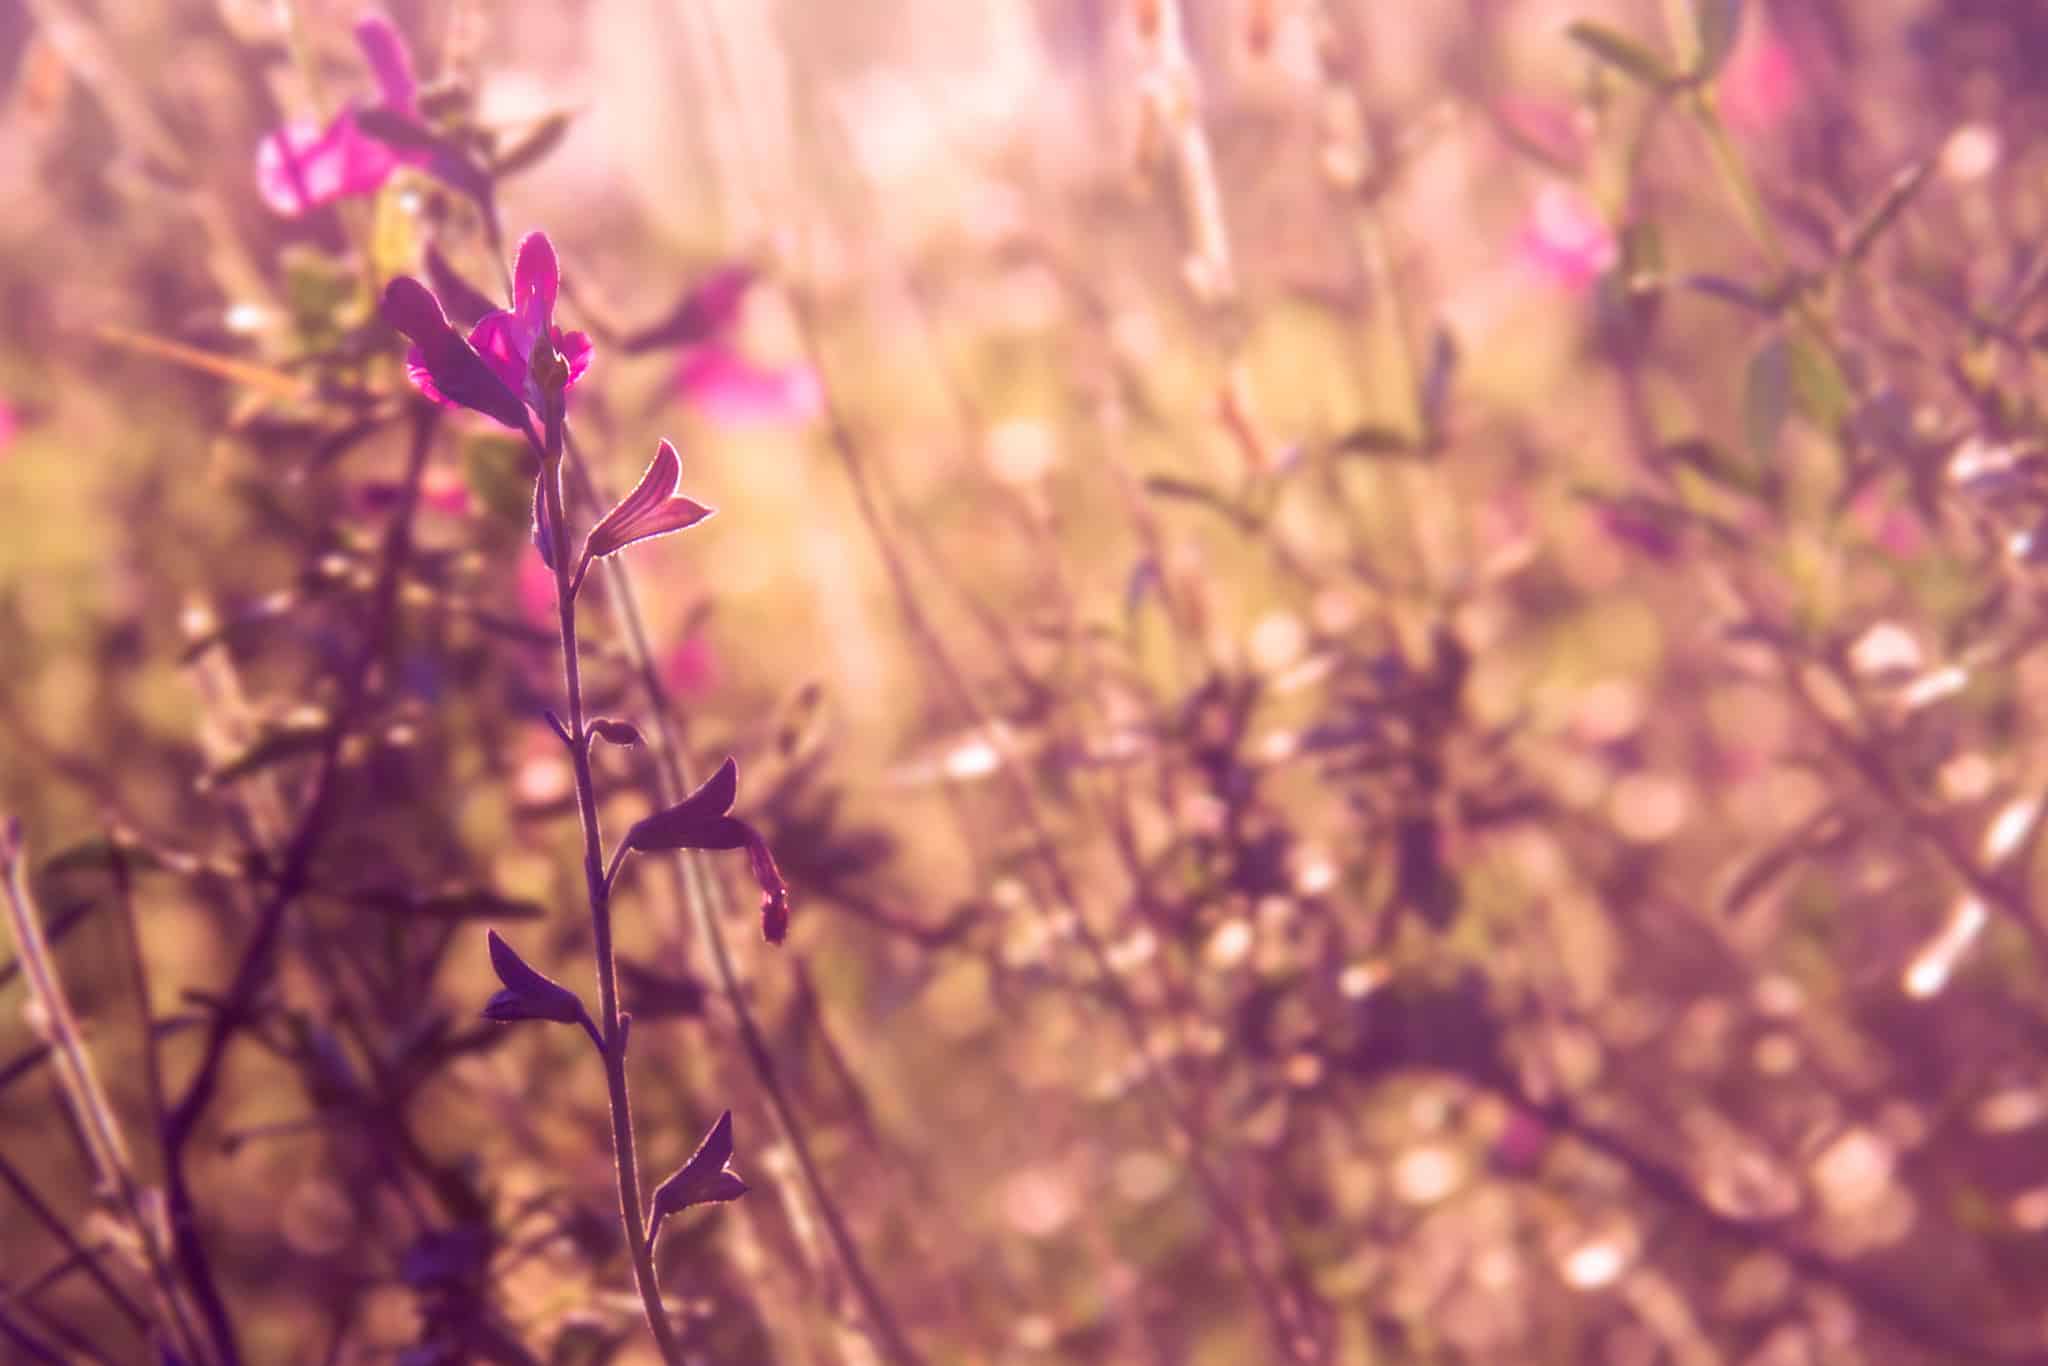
[1719,21,1801,136]
[626,267,821,426]
[660,632,721,700]
[381,231,593,433]
[255,14,426,218]
[1516,184,1618,291]
[676,348,824,426]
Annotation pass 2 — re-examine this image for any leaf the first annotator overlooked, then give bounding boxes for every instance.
[1659,437,1766,497]
[491,111,573,178]
[582,440,715,561]
[1330,424,1419,458]
[1693,0,1747,81]
[482,929,588,1027]
[1565,21,1677,88]
[37,837,169,878]
[198,715,333,790]
[1682,273,1780,315]
[622,267,755,354]
[1840,158,1933,265]
[92,325,309,402]
[590,718,644,748]
[650,1111,747,1225]
[355,108,495,212]
[1744,333,1791,463]
[621,758,740,853]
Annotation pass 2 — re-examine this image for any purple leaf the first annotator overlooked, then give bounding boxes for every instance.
[621,757,739,852]
[583,439,715,561]
[651,1110,748,1221]
[382,278,530,431]
[482,929,586,1026]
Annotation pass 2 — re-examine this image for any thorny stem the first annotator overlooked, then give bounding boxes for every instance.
[539,419,684,1365]
[558,428,926,1366]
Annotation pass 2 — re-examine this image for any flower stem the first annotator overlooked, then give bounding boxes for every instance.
[542,451,684,1365]
[559,430,925,1365]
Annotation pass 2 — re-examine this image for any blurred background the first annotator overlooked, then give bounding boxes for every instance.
[8,0,2048,1361]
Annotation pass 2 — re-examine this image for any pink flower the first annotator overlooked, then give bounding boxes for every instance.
[457,232,593,415]
[1719,23,1800,136]
[0,395,18,458]
[255,15,425,218]
[660,632,721,699]
[1848,487,1927,559]
[516,554,556,627]
[383,231,593,430]
[1517,184,1618,290]
[625,268,822,427]
[676,348,822,426]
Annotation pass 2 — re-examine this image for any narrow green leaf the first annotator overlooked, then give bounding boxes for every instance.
[1840,158,1933,265]
[1566,21,1677,88]
[198,717,334,789]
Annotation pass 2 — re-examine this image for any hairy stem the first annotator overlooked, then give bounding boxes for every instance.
[559,429,925,1365]
[541,441,683,1365]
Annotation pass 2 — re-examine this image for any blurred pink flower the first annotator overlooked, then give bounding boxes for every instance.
[517,553,556,626]
[1516,184,1617,290]
[676,348,823,426]
[0,395,18,458]
[1492,1107,1550,1174]
[256,15,425,218]
[1848,487,1927,559]
[1719,23,1801,136]
[660,631,721,699]
[629,268,823,427]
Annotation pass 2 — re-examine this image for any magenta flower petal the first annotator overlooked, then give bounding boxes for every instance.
[256,112,402,218]
[353,14,419,115]
[556,328,593,388]
[676,347,822,426]
[660,634,719,699]
[382,278,530,431]
[1515,184,1618,291]
[583,439,714,561]
[466,311,531,398]
[513,231,560,333]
